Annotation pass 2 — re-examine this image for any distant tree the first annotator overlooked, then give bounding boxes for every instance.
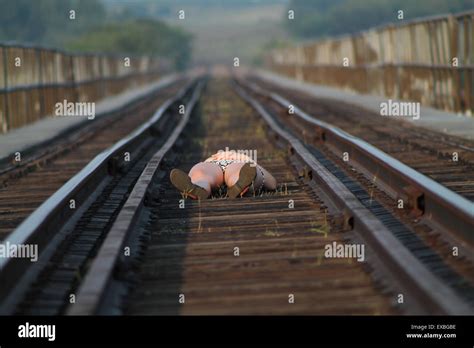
[0,0,193,71]
[67,20,193,70]
[286,0,474,38]
[0,0,105,45]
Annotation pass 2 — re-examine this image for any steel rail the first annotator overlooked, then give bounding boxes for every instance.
[0,77,199,307]
[68,79,205,315]
[233,81,473,315]
[238,79,474,245]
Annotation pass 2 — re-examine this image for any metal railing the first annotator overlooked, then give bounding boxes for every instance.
[266,10,474,115]
[0,43,168,133]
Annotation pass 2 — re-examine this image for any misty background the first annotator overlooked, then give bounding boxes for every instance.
[0,0,473,70]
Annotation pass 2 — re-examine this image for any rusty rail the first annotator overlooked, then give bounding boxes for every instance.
[233,80,472,315]
[68,79,205,315]
[0,42,168,133]
[267,10,474,115]
[238,78,474,246]
[0,77,198,313]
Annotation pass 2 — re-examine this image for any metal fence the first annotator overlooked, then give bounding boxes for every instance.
[266,11,474,115]
[0,43,167,133]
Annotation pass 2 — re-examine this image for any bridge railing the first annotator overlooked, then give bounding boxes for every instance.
[266,11,474,115]
[0,43,167,133]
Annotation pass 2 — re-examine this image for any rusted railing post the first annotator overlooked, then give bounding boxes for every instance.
[1,45,9,133]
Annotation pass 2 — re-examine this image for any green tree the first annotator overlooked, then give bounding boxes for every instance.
[0,0,105,45]
[0,0,193,70]
[286,0,474,38]
[67,20,193,70]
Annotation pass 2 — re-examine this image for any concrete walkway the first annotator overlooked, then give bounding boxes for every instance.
[0,74,179,161]
[255,69,474,141]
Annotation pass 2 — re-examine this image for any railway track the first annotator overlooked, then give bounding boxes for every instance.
[1,76,473,315]
[236,76,474,307]
[240,77,474,241]
[252,78,474,202]
[0,77,201,313]
[250,76,474,202]
[0,77,187,239]
[122,80,397,315]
